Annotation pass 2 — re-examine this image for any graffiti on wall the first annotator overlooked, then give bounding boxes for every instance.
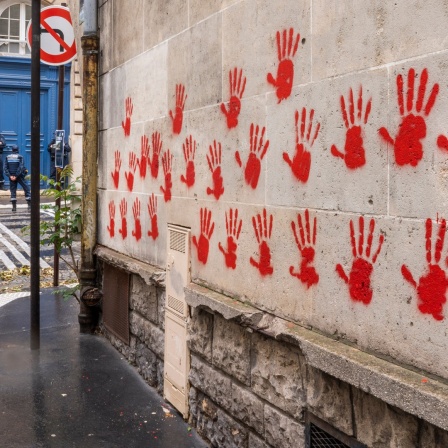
[118,198,128,240]
[193,208,215,264]
[250,208,274,276]
[111,150,121,189]
[218,208,242,270]
[221,68,246,129]
[180,135,196,188]
[206,140,224,200]
[147,193,159,240]
[160,149,173,202]
[121,97,133,137]
[170,84,187,135]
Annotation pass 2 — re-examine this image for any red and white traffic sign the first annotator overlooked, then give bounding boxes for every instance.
[26,6,77,66]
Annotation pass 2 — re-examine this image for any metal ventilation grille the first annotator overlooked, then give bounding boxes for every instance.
[170,229,186,253]
[102,263,130,345]
[167,294,184,316]
[310,424,349,448]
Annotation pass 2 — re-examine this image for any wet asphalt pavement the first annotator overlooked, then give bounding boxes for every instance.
[0,289,208,448]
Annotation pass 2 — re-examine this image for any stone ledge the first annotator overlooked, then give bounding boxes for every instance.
[95,245,165,287]
[185,282,448,432]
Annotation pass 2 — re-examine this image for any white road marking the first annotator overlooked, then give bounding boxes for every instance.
[0,222,50,269]
[0,249,16,270]
[0,234,30,266]
[0,291,32,308]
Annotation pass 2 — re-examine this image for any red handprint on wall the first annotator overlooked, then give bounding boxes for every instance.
[131,197,142,241]
[283,108,320,183]
[118,198,128,240]
[160,149,173,202]
[336,217,384,304]
[169,84,187,135]
[206,140,224,200]
[149,132,162,179]
[180,135,196,188]
[401,218,448,321]
[331,86,372,169]
[290,209,319,288]
[221,67,246,129]
[147,194,159,241]
[379,68,439,167]
[218,208,243,270]
[125,152,138,192]
[121,97,133,137]
[267,28,301,103]
[192,208,215,265]
[250,208,274,276]
[139,136,149,179]
[235,124,270,189]
[107,200,116,238]
[111,150,122,189]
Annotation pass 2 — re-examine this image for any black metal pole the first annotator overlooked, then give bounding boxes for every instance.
[30,0,41,350]
[53,65,64,287]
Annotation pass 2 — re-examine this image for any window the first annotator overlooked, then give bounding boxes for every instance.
[0,3,31,55]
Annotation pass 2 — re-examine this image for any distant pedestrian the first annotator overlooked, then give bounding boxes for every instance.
[4,144,30,212]
[48,136,71,182]
[0,133,6,190]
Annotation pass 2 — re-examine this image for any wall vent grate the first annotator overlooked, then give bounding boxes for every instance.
[167,294,185,316]
[169,229,186,253]
[309,423,349,448]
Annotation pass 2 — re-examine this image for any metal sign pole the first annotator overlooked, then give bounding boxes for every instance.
[30,0,41,350]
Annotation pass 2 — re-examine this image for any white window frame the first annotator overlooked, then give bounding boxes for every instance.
[0,1,32,56]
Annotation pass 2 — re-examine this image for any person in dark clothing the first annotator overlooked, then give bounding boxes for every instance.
[48,137,71,181]
[0,134,6,190]
[4,145,30,212]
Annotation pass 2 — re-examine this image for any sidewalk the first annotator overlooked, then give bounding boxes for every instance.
[0,289,208,448]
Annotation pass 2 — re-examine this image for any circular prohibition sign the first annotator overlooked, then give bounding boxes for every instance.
[26,6,77,66]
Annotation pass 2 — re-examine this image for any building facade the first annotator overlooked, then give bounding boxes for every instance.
[92,1,448,446]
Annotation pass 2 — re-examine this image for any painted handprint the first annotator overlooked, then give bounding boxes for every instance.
[118,198,128,240]
[336,217,384,304]
[331,86,372,169]
[131,197,142,241]
[111,150,121,189]
[206,140,224,200]
[192,208,215,265]
[283,108,320,183]
[221,67,246,129]
[250,208,274,276]
[160,149,173,202]
[107,200,116,238]
[147,193,159,240]
[121,97,133,137]
[218,208,243,270]
[401,218,447,321]
[149,131,162,179]
[139,135,149,179]
[267,28,301,103]
[379,68,439,167]
[169,84,187,135]
[235,124,270,189]
[180,135,196,188]
[125,151,138,192]
[290,209,319,288]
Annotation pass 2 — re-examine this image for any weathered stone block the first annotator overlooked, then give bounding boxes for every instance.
[129,312,164,359]
[130,275,158,324]
[212,315,251,385]
[248,432,272,448]
[419,420,448,448]
[188,308,213,362]
[157,289,165,332]
[264,404,304,448]
[135,343,161,389]
[353,387,419,448]
[251,333,305,419]
[306,366,353,436]
[231,382,264,435]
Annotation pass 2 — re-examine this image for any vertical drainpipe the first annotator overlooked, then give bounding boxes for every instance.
[78,0,99,333]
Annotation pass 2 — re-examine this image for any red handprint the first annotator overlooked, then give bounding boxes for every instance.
[290,209,319,288]
[169,84,187,135]
[221,67,246,129]
[149,132,163,179]
[218,208,243,270]
[180,135,196,188]
[379,68,439,167]
[111,150,122,189]
[147,194,159,240]
[206,140,224,200]
[107,200,116,238]
[118,198,128,240]
[336,217,384,304]
[401,218,448,321]
[267,28,300,103]
[235,124,270,189]
[250,208,274,276]
[131,197,142,241]
[121,97,133,137]
[283,108,320,183]
[160,149,173,202]
[139,135,149,179]
[331,86,372,169]
[125,152,138,192]
[437,134,448,152]
[192,208,215,265]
